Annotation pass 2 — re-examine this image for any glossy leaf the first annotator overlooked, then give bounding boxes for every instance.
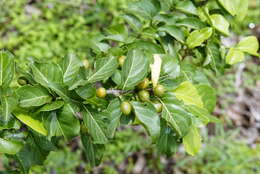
[226,48,245,65]
[0,51,15,88]
[236,36,259,56]
[173,81,204,108]
[210,14,230,36]
[186,27,213,48]
[183,126,201,155]
[176,17,206,29]
[217,0,236,16]
[132,101,160,140]
[14,112,48,136]
[16,85,52,108]
[61,54,81,84]
[0,138,23,154]
[37,100,64,112]
[82,107,108,144]
[158,25,185,43]
[87,56,118,83]
[176,0,197,16]
[235,0,248,21]
[75,84,96,100]
[196,84,217,112]
[0,95,17,125]
[121,49,149,89]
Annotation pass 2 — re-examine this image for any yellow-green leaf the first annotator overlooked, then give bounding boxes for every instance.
[183,126,201,156]
[0,138,23,155]
[14,113,47,136]
[173,81,203,108]
[210,14,230,36]
[226,48,245,65]
[186,27,213,48]
[236,36,259,56]
[217,0,236,16]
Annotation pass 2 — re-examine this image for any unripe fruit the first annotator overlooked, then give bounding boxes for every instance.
[153,84,165,97]
[120,101,132,115]
[118,56,126,67]
[138,90,150,102]
[18,77,28,85]
[96,87,106,98]
[83,59,89,69]
[137,78,149,89]
[153,101,162,113]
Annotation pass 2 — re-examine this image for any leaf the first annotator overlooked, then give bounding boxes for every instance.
[185,105,210,124]
[131,101,160,140]
[0,51,15,88]
[16,85,52,108]
[186,27,213,48]
[160,92,192,136]
[235,0,248,21]
[16,133,55,173]
[82,107,108,144]
[183,126,201,155]
[121,49,149,89]
[75,84,96,100]
[81,133,105,167]
[176,17,206,29]
[236,36,259,56]
[0,95,17,126]
[158,25,185,43]
[210,14,230,36]
[53,104,80,140]
[226,48,245,65]
[31,63,71,101]
[13,112,47,136]
[196,84,217,112]
[87,56,118,83]
[0,138,23,154]
[106,99,122,139]
[217,0,236,16]
[173,81,204,108]
[176,0,197,16]
[156,120,179,156]
[61,54,81,85]
[37,100,64,112]
[123,14,142,32]
[161,54,180,79]
[150,54,162,87]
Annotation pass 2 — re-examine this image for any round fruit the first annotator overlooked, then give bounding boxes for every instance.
[83,59,89,69]
[153,84,165,97]
[137,78,149,89]
[153,101,162,113]
[18,77,28,85]
[120,101,132,115]
[118,56,126,67]
[96,87,107,98]
[138,90,150,102]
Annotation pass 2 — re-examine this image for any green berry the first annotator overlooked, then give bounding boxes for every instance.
[120,101,132,115]
[138,90,150,102]
[153,84,165,97]
[137,78,150,89]
[96,87,107,98]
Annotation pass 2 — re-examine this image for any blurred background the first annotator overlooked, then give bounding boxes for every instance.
[0,0,260,173]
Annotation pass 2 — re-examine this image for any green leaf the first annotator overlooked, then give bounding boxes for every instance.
[16,85,52,108]
[158,25,186,43]
[61,54,81,85]
[50,104,80,140]
[160,92,192,136]
[31,63,71,101]
[176,0,197,16]
[235,0,248,21]
[161,54,180,79]
[75,84,96,100]
[226,48,245,65]
[0,51,15,88]
[16,133,55,173]
[13,112,47,136]
[87,56,118,83]
[196,84,217,112]
[173,81,204,108]
[176,17,207,29]
[0,138,23,154]
[236,36,259,56]
[121,49,149,89]
[217,0,236,16]
[210,14,230,36]
[186,27,213,48]
[81,133,105,167]
[131,101,160,140]
[0,95,17,125]
[123,14,142,32]
[185,105,210,124]
[82,107,108,144]
[37,100,64,112]
[183,126,201,155]
[106,99,122,139]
